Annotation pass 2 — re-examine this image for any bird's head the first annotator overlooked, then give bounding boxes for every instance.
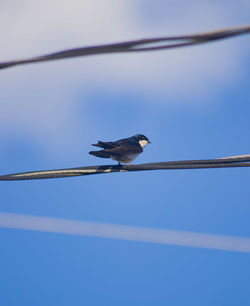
[133,134,151,148]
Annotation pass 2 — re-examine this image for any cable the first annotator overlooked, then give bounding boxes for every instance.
[1,155,250,181]
[0,24,249,70]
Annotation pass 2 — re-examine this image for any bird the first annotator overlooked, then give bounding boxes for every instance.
[89,134,151,165]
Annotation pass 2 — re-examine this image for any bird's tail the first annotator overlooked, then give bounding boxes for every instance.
[91,141,103,148]
[89,150,112,159]
[92,141,116,149]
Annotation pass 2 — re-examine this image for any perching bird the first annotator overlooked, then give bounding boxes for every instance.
[89,134,151,165]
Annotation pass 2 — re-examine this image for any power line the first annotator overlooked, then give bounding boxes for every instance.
[1,155,250,181]
[0,24,249,70]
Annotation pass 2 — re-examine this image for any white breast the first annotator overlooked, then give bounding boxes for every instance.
[118,153,140,164]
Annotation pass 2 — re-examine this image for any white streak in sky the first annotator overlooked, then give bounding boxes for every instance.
[0,212,250,253]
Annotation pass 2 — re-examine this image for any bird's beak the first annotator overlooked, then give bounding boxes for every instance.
[148,141,151,144]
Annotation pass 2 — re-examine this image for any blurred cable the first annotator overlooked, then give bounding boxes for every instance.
[0,212,250,253]
[0,24,249,70]
[1,155,250,181]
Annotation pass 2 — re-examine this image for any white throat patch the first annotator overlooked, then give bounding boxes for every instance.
[139,140,149,148]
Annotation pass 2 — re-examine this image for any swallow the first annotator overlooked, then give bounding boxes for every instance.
[89,134,151,165]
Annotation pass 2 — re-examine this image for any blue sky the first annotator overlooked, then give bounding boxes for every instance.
[0,1,250,305]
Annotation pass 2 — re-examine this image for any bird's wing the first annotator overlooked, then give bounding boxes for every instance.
[117,139,142,151]
[92,141,118,149]
[103,143,143,155]
[89,143,142,159]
